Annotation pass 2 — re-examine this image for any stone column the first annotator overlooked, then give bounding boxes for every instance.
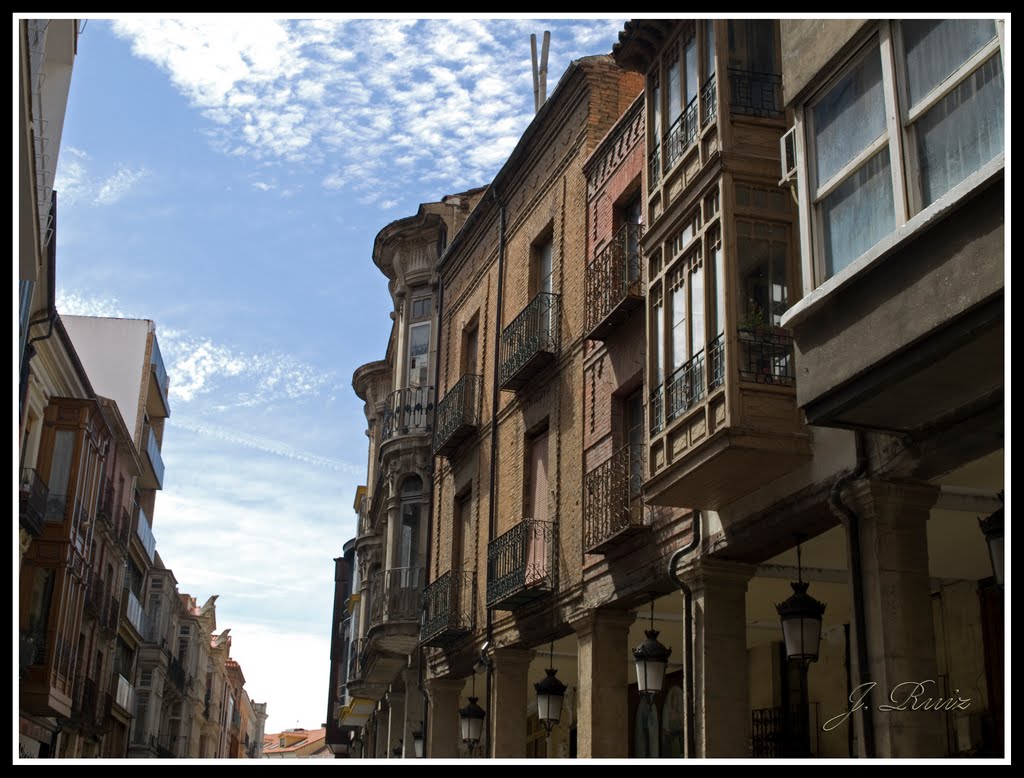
[402,666,423,758]
[386,689,405,758]
[679,558,755,757]
[489,648,535,758]
[424,677,463,758]
[570,608,636,758]
[845,479,944,757]
[374,701,389,758]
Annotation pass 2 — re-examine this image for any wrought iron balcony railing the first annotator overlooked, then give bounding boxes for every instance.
[368,567,425,628]
[102,593,121,635]
[348,637,366,681]
[663,97,700,172]
[71,674,98,720]
[357,494,372,538]
[738,327,795,386]
[499,292,560,391]
[486,518,555,610]
[95,690,113,734]
[19,468,48,536]
[117,505,132,548]
[167,654,186,693]
[751,705,811,758]
[20,628,46,670]
[650,384,665,437]
[701,74,718,127]
[381,385,435,442]
[421,570,475,647]
[433,374,482,457]
[708,332,726,391]
[666,349,707,423]
[44,491,68,524]
[584,443,646,555]
[84,577,106,619]
[96,477,115,526]
[728,68,783,118]
[648,144,662,188]
[585,223,645,340]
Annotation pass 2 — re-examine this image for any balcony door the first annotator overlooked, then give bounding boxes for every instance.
[452,490,474,621]
[462,323,479,377]
[525,430,550,587]
[625,389,645,510]
[623,196,643,284]
[532,239,554,347]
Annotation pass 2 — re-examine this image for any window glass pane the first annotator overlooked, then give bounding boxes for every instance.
[652,79,662,147]
[400,503,419,568]
[709,229,725,337]
[705,22,716,79]
[737,220,789,327]
[670,270,687,368]
[813,48,886,187]
[822,148,895,278]
[537,241,553,294]
[668,57,682,124]
[407,322,430,386]
[903,19,997,106]
[652,287,664,385]
[727,20,777,73]
[690,263,704,353]
[915,54,1003,207]
[685,36,698,105]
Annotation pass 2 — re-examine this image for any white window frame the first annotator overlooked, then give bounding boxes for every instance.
[796,20,1003,292]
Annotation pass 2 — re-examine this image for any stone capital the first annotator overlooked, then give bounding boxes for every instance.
[675,557,756,589]
[568,607,637,638]
[489,647,535,670]
[423,676,465,702]
[849,478,941,514]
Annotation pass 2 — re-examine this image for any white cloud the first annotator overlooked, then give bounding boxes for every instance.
[55,290,338,410]
[321,172,346,190]
[56,290,129,318]
[171,418,360,474]
[54,147,90,204]
[95,165,151,204]
[53,149,150,207]
[252,180,274,191]
[109,18,629,201]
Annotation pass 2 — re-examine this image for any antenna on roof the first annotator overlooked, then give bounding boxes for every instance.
[531,31,551,114]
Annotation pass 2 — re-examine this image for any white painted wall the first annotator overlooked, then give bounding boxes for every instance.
[62,316,149,443]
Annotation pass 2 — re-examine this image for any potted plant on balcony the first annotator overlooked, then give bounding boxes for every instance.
[738,300,770,341]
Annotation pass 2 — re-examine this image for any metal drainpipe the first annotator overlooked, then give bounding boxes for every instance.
[827,431,874,758]
[667,508,701,759]
[419,260,445,758]
[484,185,506,757]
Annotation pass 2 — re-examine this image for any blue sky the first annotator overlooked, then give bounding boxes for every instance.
[51,15,627,737]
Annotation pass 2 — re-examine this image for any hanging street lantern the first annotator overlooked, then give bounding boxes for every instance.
[633,598,671,699]
[459,696,486,754]
[776,542,826,663]
[534,640,567,735]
